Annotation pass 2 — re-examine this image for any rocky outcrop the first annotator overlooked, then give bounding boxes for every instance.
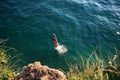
[14,61,67,80]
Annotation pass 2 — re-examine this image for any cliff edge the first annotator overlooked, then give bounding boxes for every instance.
[15,61,67,80]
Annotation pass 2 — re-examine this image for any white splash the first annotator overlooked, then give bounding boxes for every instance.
[116,31,120,35]
[55,45,68,54]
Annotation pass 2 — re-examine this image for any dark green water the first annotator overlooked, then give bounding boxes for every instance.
[0,0,120,70]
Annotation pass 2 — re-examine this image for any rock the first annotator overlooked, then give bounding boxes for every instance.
[14,61,67,80]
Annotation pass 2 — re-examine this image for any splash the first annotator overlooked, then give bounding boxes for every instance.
[55,45,68,54]
[116,31,120,35]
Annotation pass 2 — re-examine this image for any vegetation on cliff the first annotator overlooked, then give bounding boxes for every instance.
[0,39,21,80]
[66,49,120,80]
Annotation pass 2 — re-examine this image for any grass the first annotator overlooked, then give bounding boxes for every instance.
[0,39,22,80]
[66,49,120,80]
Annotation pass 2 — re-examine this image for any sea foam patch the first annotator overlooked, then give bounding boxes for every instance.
[116,31,120,35]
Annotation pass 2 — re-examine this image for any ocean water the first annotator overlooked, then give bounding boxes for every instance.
[0,0,120,70]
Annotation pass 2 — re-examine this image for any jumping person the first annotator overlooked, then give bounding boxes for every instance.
[52,33,59,48]
[52,33,68,54]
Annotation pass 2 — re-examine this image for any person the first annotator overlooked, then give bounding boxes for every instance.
[52,33,59,48]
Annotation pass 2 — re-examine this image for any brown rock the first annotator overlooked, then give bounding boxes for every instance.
[15,61,67,80]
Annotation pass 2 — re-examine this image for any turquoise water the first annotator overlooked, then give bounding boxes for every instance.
[0,0,120,70]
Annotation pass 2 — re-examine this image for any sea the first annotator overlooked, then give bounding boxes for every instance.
[0,0,120,70]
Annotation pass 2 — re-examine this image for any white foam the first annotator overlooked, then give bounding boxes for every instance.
[71,0,88,4]
[116,31,120,35]
[119,23,120,26]
[55,45,68,54]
